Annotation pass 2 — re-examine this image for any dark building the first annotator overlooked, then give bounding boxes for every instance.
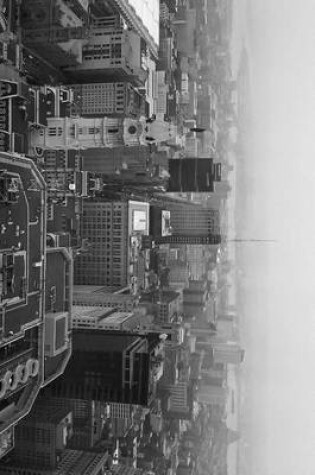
[155,234,221,245]
[167,158,221,192]
[44,330,164,407]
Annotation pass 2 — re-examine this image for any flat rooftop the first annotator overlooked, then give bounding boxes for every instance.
[0,152,46,341]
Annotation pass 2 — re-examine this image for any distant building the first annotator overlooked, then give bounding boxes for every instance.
[212,341,245,365]
[186,245,208,280]
[140,290,181,324]
[196,340,245,365]
[154,199,221,246]
[164,381,193,419]
[167,158,221,192]
[168,261,190,287]
[169,203,220,237]
[197,384,228,407]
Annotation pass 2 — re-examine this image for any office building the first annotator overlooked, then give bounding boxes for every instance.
[183,279,208,319]
[71,305,141,332]
[74,200,149,291]
[65,23,147,83]
[154,200,221,246]
[0,403,73,471]
[155,234,222,245]
[169,204,220,239]
[197,384,228,407]
[212,341,245,365]
[107,0,160,58]
[186,245,208,280]
[69,82,144,118]
[165,381,193,419]
[43,330,164,407]
[73,285,136,311]
[21,0,89,29]
[149,206,172,240]
[140,290,181,324]
[22,2,87,68]
[195,340,245,365]
[0,153,46,450]
[167,158,221,192]
[168,261,190,287]
[81,145,151,176]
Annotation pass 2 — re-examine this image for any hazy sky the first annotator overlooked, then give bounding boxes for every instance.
[233,1,315,474]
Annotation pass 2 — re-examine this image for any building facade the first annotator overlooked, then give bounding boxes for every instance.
[74,200,150,291]
[0,153,46,448]
[44,330,164,406]
[73,285,136,312]
[69,82,144,118]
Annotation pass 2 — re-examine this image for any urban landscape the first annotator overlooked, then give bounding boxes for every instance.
[0,1,246,474]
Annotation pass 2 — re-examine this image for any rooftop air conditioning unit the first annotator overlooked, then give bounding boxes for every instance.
[44,312,69,357]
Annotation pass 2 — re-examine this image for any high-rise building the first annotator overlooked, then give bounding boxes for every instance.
[43,330,164,407]
[196,340,245,365]
[74,200,150,291]
[81,145,150,176]
[212,341,245,365]
[154,200,221,245]
[182,279,209,319]
[140,290,181,324]
[169,204,220,238]
[167,158,221,192]
[106,0,160,58]
[0,153,46,453]
[0,152,74,459]
[197,384,228,407]
[168,261,190,287]
[0,403,74,471]
[155,234,221,245]
[185,245,208,279]
[164,381,193,419]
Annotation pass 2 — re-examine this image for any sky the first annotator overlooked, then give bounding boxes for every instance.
[230,1,315,474]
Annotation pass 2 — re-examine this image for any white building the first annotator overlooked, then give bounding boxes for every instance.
[30,116,178,151]
[71,305,135,331]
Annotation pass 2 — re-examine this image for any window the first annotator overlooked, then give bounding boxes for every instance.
[48,127,57,136]
[88,127,100,135]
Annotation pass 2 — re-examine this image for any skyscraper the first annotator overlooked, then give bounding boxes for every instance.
[0,153,46,454]
[153,200,221,245]
[169,203,220,237]
[167,158,221,192]
[44,330,164,407]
